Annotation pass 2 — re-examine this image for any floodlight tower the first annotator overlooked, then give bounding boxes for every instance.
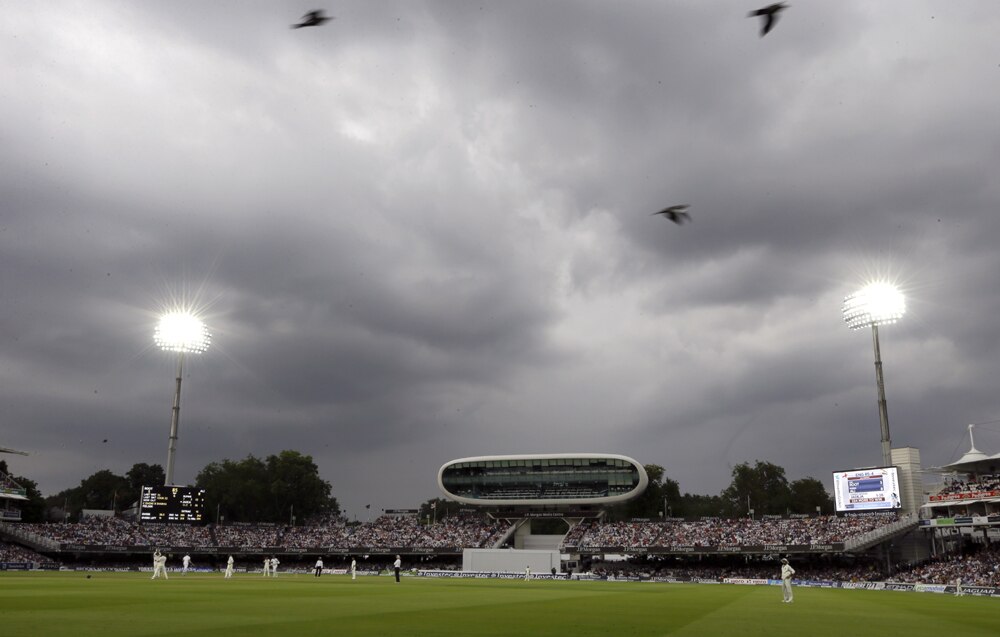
[842,282,905,468]
[154,312,211,486]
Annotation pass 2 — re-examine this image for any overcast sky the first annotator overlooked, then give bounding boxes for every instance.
[3,1,1000,518]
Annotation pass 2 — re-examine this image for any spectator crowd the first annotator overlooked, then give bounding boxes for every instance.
[0,540,49,563]
[561,514,903,550]
[890,544,1000,587]
[4,513,998,588]
[935,475,1000,498]
[9,514,508,552]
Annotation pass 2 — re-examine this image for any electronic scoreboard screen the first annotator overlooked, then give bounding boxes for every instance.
[139,485,206,523]
[831,467,901,512]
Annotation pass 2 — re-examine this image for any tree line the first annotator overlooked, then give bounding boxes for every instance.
[601,461,834,522]
[15,450,339,524]
[9,455,831,524]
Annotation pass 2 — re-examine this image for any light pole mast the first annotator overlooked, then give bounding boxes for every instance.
[155,312,210,486]
[165,353,185,486]
[843,282,905,468]
[870,324,892,468]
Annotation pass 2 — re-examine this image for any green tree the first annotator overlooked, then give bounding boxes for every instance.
[678,492,727,518]
[15,476,46,522]
[607,464,680,521]
[196,455,269,523]
[265,450,338,524]
[418,497,462,523]
[195,451,338,524]
[721,461,792,517]
[78,469,130,511]
[43,468,130,518]
[789,476,835,514]
[124,463,165,506]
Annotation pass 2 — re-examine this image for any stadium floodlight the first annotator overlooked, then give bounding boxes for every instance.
[154,312,211,353]
[155,312,211,486]
[843,282,905,468]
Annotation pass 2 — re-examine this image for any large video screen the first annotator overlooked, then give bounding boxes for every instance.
[139,485,206,523]
[832,467,901,512]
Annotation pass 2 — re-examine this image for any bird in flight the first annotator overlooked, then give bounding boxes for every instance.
[748,3,788,37]
[292,10,333,29]
[652,205,692,224]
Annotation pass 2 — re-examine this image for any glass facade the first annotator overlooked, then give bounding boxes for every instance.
[439,455,645,503]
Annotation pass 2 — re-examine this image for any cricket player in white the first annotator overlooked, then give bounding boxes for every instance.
[955,577,964,597]
[182,554,191,575]
[151,550,169,580]
[524,566,531,581]
[263,557,271,577]
[271,557,279,577]
[780,558,795,603]
[351,558,357,581]
[224,555,234,578]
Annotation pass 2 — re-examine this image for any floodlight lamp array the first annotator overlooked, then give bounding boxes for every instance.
[842,282,905,330]
[154,312,211,353]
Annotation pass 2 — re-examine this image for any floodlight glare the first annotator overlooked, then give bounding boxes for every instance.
[843,282,905,330]
[843,281,905,469]
[155,311,211,486]
[154,312,211,354]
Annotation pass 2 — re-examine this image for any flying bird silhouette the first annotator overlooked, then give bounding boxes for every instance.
[292,10,333,29]
[748,3,788,37]
[652,205,692,224]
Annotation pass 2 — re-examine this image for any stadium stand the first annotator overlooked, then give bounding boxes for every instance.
[580,547,998,587]
[890,544,1000,587]
[6,513,508,553]
[213,525,282,548]
[560,513,903,551]
[934,475,1000,498]
[5,513,997,587]
[0,540,50,563]
[4,513,905,559]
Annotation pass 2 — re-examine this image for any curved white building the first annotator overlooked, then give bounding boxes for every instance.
[438,453,648,507]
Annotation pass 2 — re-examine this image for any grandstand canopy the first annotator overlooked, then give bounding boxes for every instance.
[937,452,1000,474]
[438,453,647,507]
[933,424,1000,474]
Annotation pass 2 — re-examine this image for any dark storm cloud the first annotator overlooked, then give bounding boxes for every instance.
[3,1,1000,515]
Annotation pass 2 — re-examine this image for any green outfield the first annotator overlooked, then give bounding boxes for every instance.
[0,572,996,637]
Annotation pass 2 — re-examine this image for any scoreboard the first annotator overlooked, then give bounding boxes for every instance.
[140,485,207,523]
[832,467,901,512]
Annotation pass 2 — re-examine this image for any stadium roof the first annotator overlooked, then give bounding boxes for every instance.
[932,424,1000,473]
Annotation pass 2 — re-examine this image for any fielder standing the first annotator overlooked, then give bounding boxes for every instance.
[780,558,795,603]
[224,555,234,578]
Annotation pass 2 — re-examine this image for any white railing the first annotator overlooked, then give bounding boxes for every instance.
[490,523,518,549]
[0,522,61,551]
[842,513,919,551]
